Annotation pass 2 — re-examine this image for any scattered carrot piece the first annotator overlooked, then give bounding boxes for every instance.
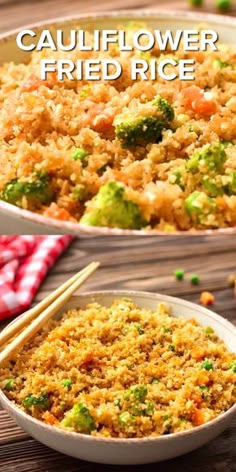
[192,408,205,426]
[200,291,215,306]
[43,411,57,425]
[43,203,73,221]
[182,86,217,116]
[21,74,45,92]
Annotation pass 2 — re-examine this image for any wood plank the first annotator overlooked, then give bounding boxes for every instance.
[0,418,235,471]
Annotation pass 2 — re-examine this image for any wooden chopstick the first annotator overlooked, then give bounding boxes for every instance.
[0,261,100,366]
[0,264,95,348]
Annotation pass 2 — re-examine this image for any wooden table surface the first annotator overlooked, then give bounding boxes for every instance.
[0,1,236,471]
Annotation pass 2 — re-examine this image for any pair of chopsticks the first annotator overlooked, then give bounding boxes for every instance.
[0,261,100,366]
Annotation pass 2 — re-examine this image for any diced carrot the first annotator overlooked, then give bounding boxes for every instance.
[182,86,217,116]
[192,409,205,426]
[191,393,202,407]
[88,105,115,136]
[43,411,56,425]
[197,371,209,386]
[192,348,206,361]
[43,203,72,221]
[200,291,215,306]
[21,74,45,92]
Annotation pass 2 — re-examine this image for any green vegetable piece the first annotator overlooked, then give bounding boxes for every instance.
[150,378,160,384]
[146,402,154,414]
[61,403,95,433]
[162,326,171,333]
[115,116,167,147]
[199,385,209,391]
[202,359,213,371]
[118,411,135,426]
[124,385,148,403]
[213,58,230,69]
[169,344,175,351]
[202,177,224,197]
[222,140,233,148]
[72,184,87,201]
[1,173,53,205]
[216,0,232,10]
[151,95,175,122]
[80,181,147,230]
[71,148,88,162]
[134,324,144,335]
[114,398,122,409]
[229,361,236,373]
[189,0,203,5]
[162,414,170,421]
[4,378,15,392]
[226,171,236,196]
[173,171,185,190]
[174,269,185,280]
[130,402,154,416]
[185,191,216,219]
[22,393,49,410]
[186,143,226,174]
[62,379,73,389]
[205,326,214,334]
[115,95,174,147]
[190,274,199,285]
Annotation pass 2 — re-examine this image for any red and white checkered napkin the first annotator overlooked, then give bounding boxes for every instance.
[0,235,73,321]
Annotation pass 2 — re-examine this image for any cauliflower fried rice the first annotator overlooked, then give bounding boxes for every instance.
[0,23,236,231]
[1,299,235,438]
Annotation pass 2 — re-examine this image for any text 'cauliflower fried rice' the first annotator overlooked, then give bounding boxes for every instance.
[0,22,236,231]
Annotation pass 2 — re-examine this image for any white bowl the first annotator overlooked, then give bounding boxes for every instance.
[0,290,235,464]
[0,10,236,236]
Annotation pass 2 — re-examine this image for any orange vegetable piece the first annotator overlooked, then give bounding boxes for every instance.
[182,86,217,116]
[43,411,56,425]
[21,74,45,92]
[43,203,72,221]
[191,393,202,407]
[200,291,215,306]
[192,409,205,426]
[88,105,115,136]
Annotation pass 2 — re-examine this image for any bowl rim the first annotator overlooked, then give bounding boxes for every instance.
[0,9,236,236]
[1,289,235,444]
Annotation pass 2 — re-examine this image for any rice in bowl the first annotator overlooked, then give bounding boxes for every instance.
[1,298,235,438]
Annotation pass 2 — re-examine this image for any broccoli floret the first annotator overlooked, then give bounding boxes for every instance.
[22,393,49,410]
[61,379,73,389]
[185,191,216,223]
[61,403,95,433]
[118,411,135,426]
[124,385,148,403]
[213,58,230,69]
[72,184,87,201]
[115,116,167,147]
[225,171,236,195]
[186,143,227,174]
[115,95,174,147]
[80,181,147,230]
[151,95,175,122]
[202,176,224,197]
[229,361,236,373]
[1,172,53,205]
[4,378,15,392]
